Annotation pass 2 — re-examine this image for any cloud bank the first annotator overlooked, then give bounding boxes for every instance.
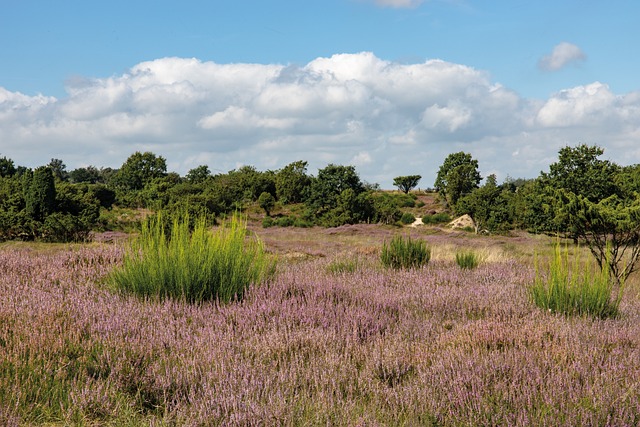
[538,42,587,71]
[1,52,639,187]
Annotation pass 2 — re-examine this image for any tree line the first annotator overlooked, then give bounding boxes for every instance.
[0,152,419,241]
[1,144,639,281]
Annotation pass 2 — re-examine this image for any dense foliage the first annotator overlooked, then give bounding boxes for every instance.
[1,143,639,263]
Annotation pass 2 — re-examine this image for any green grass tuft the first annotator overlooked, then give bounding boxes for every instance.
[326,257,361,274]
[455,250,480,269]
[110,212,274,303]
[530,242,623,319]
[380,235,431,270]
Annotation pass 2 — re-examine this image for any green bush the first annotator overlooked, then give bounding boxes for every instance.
[455,250,480,269]
[293,217,313,228]
[111,213,274,303]
[400,212,415,225]
[381,235,431,270]
[530,242,623,319]
[275,216,294,227]
[422,212,451,224]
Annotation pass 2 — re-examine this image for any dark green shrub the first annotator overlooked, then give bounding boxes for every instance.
[262,217,274,228]
[275,216,294,227]
[26,166,56,222]
[422,212,451,224]
[42,212,92,242]
[258,191,276,216]
[381,235,431,270]
[400,212,415,225]
[293,217,313,228]
[400,197,416,208]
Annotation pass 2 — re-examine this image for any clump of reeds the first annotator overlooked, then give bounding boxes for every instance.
[530,242,623,319]
[455,250,481,269]
[110,212,273,303]
[380,235,430,269]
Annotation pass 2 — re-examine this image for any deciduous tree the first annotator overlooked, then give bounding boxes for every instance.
[559,191,640,285]
[275,160,311,204]
[393,175,421,194]
[113,152,167,191]
[434,152,481,207]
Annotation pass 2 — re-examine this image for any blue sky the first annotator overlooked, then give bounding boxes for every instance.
[1,0,640,187]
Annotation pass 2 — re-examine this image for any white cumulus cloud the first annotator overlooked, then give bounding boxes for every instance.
[538,42,587,71]
[1,52,639,188]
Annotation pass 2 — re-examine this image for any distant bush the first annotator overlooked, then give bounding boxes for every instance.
[111,213,274,303]
[530,242,623,319]
[422,212,451,224]
[381,235,431,270]
[455,250,480,269]
[275,216,294,227]
[400,212,415,225]
[293,217,313,228]
[400,197,416,208]
[262,217,274,228]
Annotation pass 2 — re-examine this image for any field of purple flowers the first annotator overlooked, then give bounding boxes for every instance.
[1,226,640,426]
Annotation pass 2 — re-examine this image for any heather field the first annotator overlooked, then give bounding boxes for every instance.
[2,224,640,426]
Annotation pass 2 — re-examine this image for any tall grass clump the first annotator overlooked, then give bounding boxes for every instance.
[380,235,431,270]
[455,250,480,269]
[111,212,273,303]
[530,242,623,319]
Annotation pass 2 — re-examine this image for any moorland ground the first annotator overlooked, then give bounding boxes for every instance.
[1,218,640,426]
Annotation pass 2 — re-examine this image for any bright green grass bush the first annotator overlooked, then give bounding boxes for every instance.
[111,213,273,303]
[381,235,431,270]
[455,250,480,269]
[530,242,623,319]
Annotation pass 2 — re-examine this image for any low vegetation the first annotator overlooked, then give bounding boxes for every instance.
[1,144,640,425]
[1,235,639,425]
[380,235,431,269]
[455,249,481,269]
[531,242,624,319]
[110,213,273,303]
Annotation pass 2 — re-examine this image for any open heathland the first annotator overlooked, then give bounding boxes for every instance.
[1,222,640,426]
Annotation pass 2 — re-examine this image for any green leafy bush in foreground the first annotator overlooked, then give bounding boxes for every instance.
[381,235,430,270]
[111,213,273,303]
[530,242,623,319]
